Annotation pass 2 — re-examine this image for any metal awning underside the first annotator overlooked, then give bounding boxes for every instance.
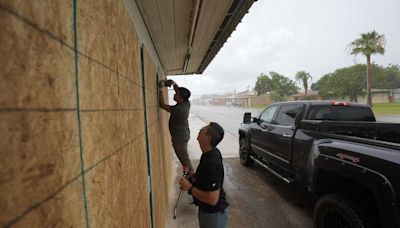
[135,0,255,75]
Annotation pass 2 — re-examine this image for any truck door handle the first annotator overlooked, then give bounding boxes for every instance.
[282,133,292,137]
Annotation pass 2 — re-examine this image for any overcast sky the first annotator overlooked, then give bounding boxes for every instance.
[170,0,400,98]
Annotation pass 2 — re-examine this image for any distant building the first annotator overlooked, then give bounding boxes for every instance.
[288,90,320,101]
[357,89,393,104]
[315,89,395,104]
[236,90,272,107]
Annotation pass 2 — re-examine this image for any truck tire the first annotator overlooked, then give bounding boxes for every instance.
[239,138,254,166]
[314,194,367,228]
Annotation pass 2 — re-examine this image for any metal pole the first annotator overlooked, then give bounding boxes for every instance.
[173,190,184,219]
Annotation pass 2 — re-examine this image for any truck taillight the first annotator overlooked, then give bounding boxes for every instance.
[331,101,350,106]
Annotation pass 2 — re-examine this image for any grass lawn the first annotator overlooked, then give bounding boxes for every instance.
[371,103,400,116]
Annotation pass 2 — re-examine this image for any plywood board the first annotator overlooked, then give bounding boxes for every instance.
[12,179,85,228]
[143,50,172,228]
[148,125,168,228]
[159,72,173,173]
[0,10,75,109]
[79,57,142,110]
[0,0,74,46]
[143,47,159,134]
[85,140,151,227]
[115,5,141,82]
[77,0,141,82]
[1,0,171,227]
[81,110,144,169]
[0,112,81,226]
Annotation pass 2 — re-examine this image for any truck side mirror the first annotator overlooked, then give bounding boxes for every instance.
[243,112,251,123]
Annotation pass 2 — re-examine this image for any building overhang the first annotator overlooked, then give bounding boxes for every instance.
[135,0,255,75]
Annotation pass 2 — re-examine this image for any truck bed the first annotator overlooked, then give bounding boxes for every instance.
[300,120,400,145]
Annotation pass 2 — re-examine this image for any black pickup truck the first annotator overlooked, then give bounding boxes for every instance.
[238,101,400,228]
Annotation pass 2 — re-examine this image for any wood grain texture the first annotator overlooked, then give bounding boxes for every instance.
[0,10,75,109]
[12,180,85,228]
[0,112,81,226]
[144,48,172,228]
[0,0,74,46]
[77,0,140,81]
[1,0,172,226]
[79,57,142,110]
[85,141,151,227]
[81,110,144,169]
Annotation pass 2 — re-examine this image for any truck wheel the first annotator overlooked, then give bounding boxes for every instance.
[314,194,367,228]
[239,138,254,166]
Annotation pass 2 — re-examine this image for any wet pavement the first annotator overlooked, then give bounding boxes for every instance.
[166,105,399,227]
[166,112,314,228]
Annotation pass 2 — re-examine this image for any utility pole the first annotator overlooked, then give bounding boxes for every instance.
[234,88,237,106]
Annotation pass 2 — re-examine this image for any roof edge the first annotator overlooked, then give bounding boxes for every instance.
[196,0,255,74]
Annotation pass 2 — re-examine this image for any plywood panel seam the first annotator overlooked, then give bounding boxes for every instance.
[0,4,142,95]
[0,4,74,50]
[140,44,156,228]
[2,123,149,226]
[83,130,146,174]
[0,108,76,112]
[73,0,90,226]
[80,108,144,113]
[3,173,82,227]
[77,52,142,89]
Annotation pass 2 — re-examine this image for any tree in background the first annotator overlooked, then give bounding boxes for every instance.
[314,65,366,102]
[311,74,332,97]
[255,73,271,95]
[311,64,399,102]
[383,64,400,89]
[255,72,298,101]
[349,30,386,106]
[295,71,312,94]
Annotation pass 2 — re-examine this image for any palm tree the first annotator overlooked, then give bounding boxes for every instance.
[295,71,312,95]
[349,31,386,106]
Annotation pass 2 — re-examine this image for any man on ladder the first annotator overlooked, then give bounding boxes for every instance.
[159,79,194,174]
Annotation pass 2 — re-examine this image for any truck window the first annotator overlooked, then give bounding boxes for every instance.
[275,104,302,126]
[307,105,375,121]
[259,105,278,123]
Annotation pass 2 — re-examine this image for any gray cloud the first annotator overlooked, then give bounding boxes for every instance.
[172,0,400,96]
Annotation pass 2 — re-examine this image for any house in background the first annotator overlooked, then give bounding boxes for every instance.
[357,89,393,104]
[288,90,321,101]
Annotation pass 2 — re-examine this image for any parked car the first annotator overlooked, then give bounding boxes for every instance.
[239,100,400,228]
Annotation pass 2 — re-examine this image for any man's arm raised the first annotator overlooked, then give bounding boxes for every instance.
[159,87,170,112]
